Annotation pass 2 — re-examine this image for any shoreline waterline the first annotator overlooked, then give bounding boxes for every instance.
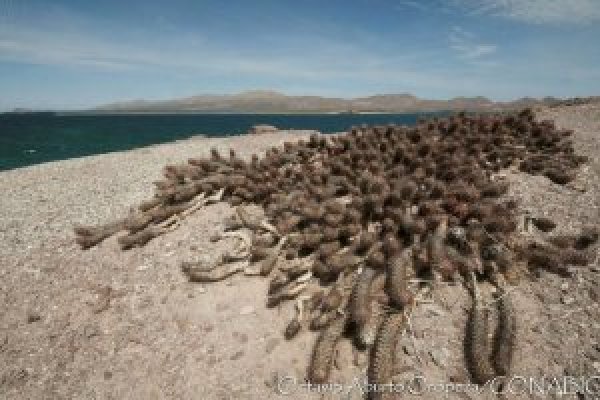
[0,112,446,171]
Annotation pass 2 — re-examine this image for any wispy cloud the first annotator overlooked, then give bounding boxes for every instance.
[452,0,600,24]
[396,0,429,11]
[0,37,138,70]
[0,20,464,95]
[449,26,497,61]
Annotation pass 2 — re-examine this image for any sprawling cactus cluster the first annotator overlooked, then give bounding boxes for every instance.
[75,109,598,397]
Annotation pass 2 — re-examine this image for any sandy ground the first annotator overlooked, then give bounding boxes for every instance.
[1,107,599,400]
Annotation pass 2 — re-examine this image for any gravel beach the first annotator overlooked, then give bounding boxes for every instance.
[1,106,599,400]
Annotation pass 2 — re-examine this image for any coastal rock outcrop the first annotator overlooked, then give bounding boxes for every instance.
[248,124,278,135]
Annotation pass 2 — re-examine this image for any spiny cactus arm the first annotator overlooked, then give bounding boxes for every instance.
[308,310,347,384]
[367,311,406,400]
[491,273,517,377]
[465,272,496,384]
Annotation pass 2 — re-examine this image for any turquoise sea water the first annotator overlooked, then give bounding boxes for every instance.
[0,112,444,171]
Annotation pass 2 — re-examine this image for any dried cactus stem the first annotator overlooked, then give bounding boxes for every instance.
[117,225,169,249]
[74,219,125,248]
[492,276,516,377]
[266,281,308,307]
[349,267,376,325]
[308,312,347,384]
[367,311,406,400]
[385,248,414,309]
[466,272,496,384]
[181,261,245,282]
[259,236,286,276]
[358,304,384,347]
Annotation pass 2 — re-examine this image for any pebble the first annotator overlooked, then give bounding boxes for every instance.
[402,343,415,356]
[531,324,543,334]
[589,287,600,302]
[26,311,41,323]
[424,304,446,317]
[230,350,244,360]
[206,355,218,366]
[560,282,569,291]
[265,338,280,354]
[239,306,255,315]
[83,324,100,339]
[136,264,149,271]
[585,347,600,361]
[264,372,279,388]
[429,347,449,367]
[561,295,575,305]
[394,370,424,390]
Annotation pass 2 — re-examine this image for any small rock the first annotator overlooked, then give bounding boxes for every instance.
[248,124,278,135]
[239,306,255,315]
[449,368,470,383]
[265,338,280,354]
[594,362,600,372]
[103,371,112,380]
[424,305,446,317]
[207,355,218,366]
[393,370,424,390]
[230,350,244,360]
[585,348,600,361]
[26,311,41,323]
[567,182,586,193]
[402,343,415,356]
[264,372,279,388]
[531,324,543,334]
[136,265,149,271]
[0,334,8,351]
[84,324,100,339]
[429,347,449,367]
[197,286,207,294]
[562,296,575,305]
[560,282,569,291]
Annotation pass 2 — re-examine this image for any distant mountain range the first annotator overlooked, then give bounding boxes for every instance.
[95,90,562,113]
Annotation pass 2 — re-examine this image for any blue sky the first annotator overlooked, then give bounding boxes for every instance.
[1,0,599,110]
